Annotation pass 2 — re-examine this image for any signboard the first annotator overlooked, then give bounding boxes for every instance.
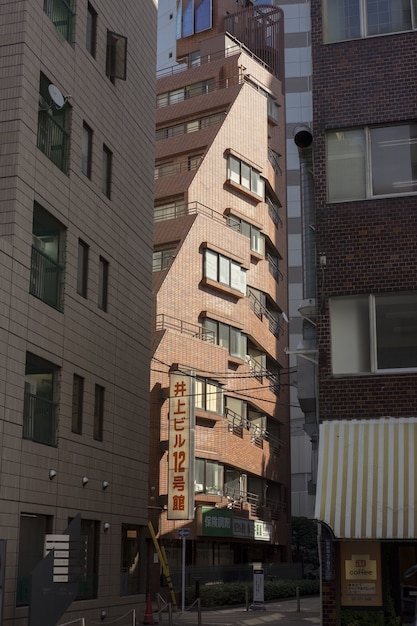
[178,528,190,537]
[167,372,195,520]
[341,542,382,607]
[202,508,271,541]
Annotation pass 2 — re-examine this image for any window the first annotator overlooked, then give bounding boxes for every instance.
[98,256,109,311]
[121,525,142,595]
[71,374,84,434]
[195,458,223,495]
[44,0,74,43]
[329,292,417,374]
[86,3,97,56]
[188,154,203,170]
[77,239,89,297]
[30,204,65,310]
[76,519,100,600]
[93,384,104,441]
[17,514,52,606]
[37,73,70,173]
[156,79,215,108]
[153,247,176,271]
[203,249,246,294]
[203,319,247,359]
[226,215,265,255]
[81,122,93,178]
[176,0,213,38]
[195,378,224,414]
[102,144,112,198]
[323,0,415,41]
[327,124,417,202]
[154,199,187,222]
[227,155,265,198]
[106,30,127,80]
[23,353,58,446]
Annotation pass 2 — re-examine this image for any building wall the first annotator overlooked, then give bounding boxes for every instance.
[0,0,156,622]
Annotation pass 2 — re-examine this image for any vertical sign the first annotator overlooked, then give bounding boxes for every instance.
[340,541,382,607]
[168,372,195,520]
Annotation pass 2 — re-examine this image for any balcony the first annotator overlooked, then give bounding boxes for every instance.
[155,313,214,342]
[266,197,283,229]
[154,156,203,180]
[37,111,69,173]
[154,200,224,224]
[266,252,283,283]
[247,290,283,338]
[44,0,73,43]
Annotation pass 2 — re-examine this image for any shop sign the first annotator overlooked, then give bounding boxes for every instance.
[202,508,233,536]
[201,509,271,541]
[341,542,382,607]
[167,373,195,520]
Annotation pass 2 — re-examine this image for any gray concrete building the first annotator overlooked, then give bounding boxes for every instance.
[0,0,156,623]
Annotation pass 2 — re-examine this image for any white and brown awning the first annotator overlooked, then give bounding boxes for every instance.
[315,417,417,539]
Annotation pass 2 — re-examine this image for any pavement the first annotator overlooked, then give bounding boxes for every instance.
[155,596,321,626]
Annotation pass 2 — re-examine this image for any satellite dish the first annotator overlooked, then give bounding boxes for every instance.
[282,312,289,323]
[48,84,65,109]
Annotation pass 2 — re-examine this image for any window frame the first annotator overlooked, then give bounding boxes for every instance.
[81,122,93,178]
[203,249,246,294]
[153,247,176,271]
[37,73,70,173]
[329,292,417,374]
[77,239,89,298]
[98,256,109,311]
[43,0,74,43]
[93,384,105,441]
[102,144,113,199]
[106,30,128,80]
[120,524,142,596]
[323,0,416,42]
[203,318,247,359]
[195,378,224,414]
[327,123,417,202]
[86,2,97,57]
[227,155,265,198]
[71,374,84,434]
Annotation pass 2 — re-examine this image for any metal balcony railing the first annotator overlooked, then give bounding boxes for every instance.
[266,253,284,282]
[268,147,282,176]
[266,197,283,229]
[247,291,284,338]
[37,112,69,173]
[155,314,215,343]
[154,200,224,224]
[30,246,63,310]
[44,0,73,42]
[23,392,58,446]
[154,156,203,180]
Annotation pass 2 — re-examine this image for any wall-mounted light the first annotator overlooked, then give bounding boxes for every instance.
[103,522,110,532]
[49,469,57,480]
[100,610,107,620]
[82,476,89,486]
[102,480,109,490]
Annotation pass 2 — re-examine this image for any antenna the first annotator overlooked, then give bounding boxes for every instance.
[48,84,66,109]
[38,95,50,112]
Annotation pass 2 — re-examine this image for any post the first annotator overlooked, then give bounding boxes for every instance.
[168,602,173,626]
[296,586,300,612]
[181,536,186,612]
[197,597,202,626]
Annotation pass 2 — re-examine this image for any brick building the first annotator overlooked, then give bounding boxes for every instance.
[0,1,156,623]
[149,0,291,590]
[308,2,417,623]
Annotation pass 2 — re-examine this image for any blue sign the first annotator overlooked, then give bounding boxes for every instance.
[178,528,190,537]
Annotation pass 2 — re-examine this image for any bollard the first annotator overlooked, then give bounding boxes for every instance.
[168,602,173,626]
[296,586,300,612]
[197,597,202,626]
[245,586,249,611]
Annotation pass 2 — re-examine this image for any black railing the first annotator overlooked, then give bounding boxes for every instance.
[155,314,215,343]
[247,291,283,338]
[266,253,284,282]
[266,197,283,228]
[44,0,73,42]
[30,246,63,310]
[23,392,58,446]
[154,156,203,180]
[154,200,224,224]
[37,112,69,173]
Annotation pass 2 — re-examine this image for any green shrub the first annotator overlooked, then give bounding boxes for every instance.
[185,578,320,608]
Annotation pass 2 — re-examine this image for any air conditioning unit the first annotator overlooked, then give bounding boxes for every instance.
[194,483,204,493]
[32,235,46,252]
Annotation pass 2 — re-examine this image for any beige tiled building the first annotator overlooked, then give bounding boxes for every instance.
[148,0,291,591]
[0,0,156,623]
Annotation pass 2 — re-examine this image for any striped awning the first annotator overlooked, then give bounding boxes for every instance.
[314,417,417,539]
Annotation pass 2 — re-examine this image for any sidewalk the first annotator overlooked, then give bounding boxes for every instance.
[156,596,321,626]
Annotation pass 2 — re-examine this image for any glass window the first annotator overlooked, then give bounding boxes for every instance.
[330,292,417,373]
[203,319,246,359]
[93,384,104,441]
[153,248,176,271]
[323,0,414,41]
[72,374,84,434]
[219,255,230,285]
[203,250,246,294]
[194,459,224,494]
[86,3,97,56]
[17,514,52,606]
[98,256,109,311]
[121,525,142,595]
[81,122,93,178]
[194,378,223,413]
[23,353,58,446]
[102,144,112,198]
[241,162,251,189]
[327,125,417,201]
[227,155,264,197]
[228,155,240,184]
[106,30,127,80]
[77,239,89,297]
